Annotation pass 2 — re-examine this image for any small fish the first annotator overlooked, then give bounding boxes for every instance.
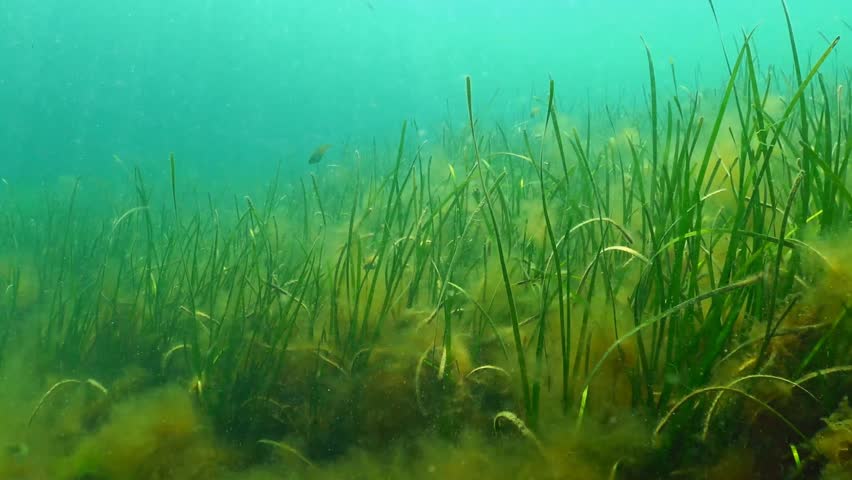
[363,253,379,271]
[308,144,333,164]
[529,106,541,118]
[5,443,29,457]
[472,187,481,203]
[1,178,8,186]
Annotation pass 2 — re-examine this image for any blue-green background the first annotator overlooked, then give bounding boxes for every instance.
[0,1,849,188]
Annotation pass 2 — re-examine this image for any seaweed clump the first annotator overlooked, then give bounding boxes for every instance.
[813,397,852,479]
[57,385,236,480]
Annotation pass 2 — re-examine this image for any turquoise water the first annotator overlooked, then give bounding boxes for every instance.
[1,2,851,478]
[1,1,848,185]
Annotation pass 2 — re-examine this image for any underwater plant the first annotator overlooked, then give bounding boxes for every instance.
[0,2,850,479]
